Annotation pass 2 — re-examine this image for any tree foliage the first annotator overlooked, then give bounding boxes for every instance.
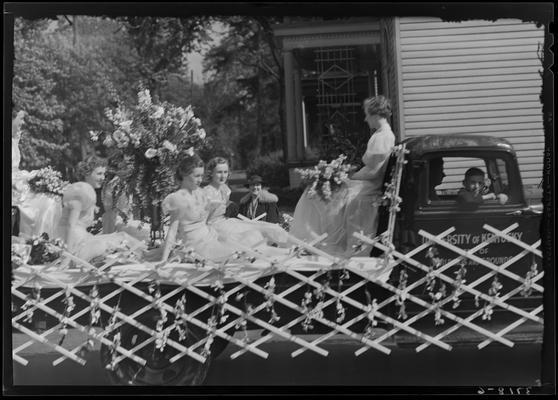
[12,16,211,180]
[202,16,285,169]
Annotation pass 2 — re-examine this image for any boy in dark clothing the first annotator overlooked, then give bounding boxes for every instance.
[457,167,508,210]
[238,175,283,224]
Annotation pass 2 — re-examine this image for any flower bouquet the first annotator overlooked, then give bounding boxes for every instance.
[90,88,208,232]
[12,233,65,267]
[295,155,353,202]
[28,166,69,196]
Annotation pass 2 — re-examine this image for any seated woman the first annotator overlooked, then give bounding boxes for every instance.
[291,96,396,257]
[161,154,289,264]
[203,159,288,247]
[55,155,146,262]
[238,175,283,224]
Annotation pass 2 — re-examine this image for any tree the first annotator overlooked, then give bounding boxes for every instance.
[203,16,285,168]
[118,17,211,98]
[12,18,67,171]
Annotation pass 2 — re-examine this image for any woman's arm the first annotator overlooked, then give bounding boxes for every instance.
[63,199,82,250]
[361,131,396,174]
[161,218,179,262]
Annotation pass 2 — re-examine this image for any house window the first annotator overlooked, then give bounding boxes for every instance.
[293,44,381,161]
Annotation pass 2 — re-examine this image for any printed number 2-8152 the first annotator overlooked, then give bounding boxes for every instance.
[478,387,531,395]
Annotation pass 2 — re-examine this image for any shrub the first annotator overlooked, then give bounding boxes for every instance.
[246,150,290,189]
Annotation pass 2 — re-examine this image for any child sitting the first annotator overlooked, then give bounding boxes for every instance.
[457,167,508,210]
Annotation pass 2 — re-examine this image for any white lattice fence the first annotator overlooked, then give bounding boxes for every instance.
[12,220,543,372]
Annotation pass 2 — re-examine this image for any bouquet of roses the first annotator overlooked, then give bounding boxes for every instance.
[296,154,353,202]
[90,87,208,215]
[28,166,69,196]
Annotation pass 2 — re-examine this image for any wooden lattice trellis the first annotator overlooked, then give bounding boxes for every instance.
[11,144,544,384]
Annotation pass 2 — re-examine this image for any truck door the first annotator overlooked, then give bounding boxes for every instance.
[408,152,542,310]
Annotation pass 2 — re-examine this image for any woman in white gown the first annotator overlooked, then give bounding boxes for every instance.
[290,96,395,257]
[55,155,146,261]
[203,157,288,247]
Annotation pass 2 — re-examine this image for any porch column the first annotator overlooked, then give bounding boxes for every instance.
[293,67,304,160]
[283,49,297,163]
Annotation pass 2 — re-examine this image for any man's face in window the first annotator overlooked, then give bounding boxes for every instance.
[464,174,485,193]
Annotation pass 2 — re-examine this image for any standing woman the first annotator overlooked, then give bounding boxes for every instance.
[56,155,146,261]
[291,95,395,257]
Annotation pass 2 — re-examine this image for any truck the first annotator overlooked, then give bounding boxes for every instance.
[11,134,544,386]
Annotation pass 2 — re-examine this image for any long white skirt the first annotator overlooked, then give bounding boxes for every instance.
[290,180,381,257]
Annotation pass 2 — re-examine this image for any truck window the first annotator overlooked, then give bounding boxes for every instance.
[427,155,515,205]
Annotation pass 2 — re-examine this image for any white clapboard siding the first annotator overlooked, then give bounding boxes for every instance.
[398,17,545,188]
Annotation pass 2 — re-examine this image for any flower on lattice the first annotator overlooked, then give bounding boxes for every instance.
[451,263,467,309]
[105,332,121,371]
[296,154,353,203]
[482,303,495,321]
[89,285,101,326]
[264,277,280,324]
[301,289,315,331]
[434,305,445,326]
[235,316,250,345]
[106,302,121,334]
[173,295,188,341]
[396,269,408,320]
[21,283,42,323]
[520,260,538,297]
[367,299,379,327]
[155,322,171,352]
[363,299,379,339]
[202,316,218,357]
[488,276,503,298]
[336,298,346,323]
[474,294,480,308]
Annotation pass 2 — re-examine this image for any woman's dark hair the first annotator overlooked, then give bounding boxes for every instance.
[76,155,108,180]
[176,154,204,181]
[363,95,392,119]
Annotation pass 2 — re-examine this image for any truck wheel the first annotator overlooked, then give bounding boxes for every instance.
[100,313,212,386]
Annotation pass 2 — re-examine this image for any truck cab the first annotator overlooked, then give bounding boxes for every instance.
[380,135,543,310]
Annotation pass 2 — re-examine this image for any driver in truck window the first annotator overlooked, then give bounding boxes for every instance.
[457,167,509,210]
[428,157,445,201]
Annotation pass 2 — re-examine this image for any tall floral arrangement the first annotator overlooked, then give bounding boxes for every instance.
[295,155,353,202]
[90,88,207,221]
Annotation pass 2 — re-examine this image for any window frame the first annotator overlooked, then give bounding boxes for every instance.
[417,150,525,212]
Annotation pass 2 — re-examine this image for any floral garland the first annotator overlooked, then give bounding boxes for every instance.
[27,166,69,196]
[90,87,208,216]
[295,155,353,202]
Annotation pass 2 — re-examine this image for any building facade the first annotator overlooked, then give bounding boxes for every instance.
[273,17,545,197]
